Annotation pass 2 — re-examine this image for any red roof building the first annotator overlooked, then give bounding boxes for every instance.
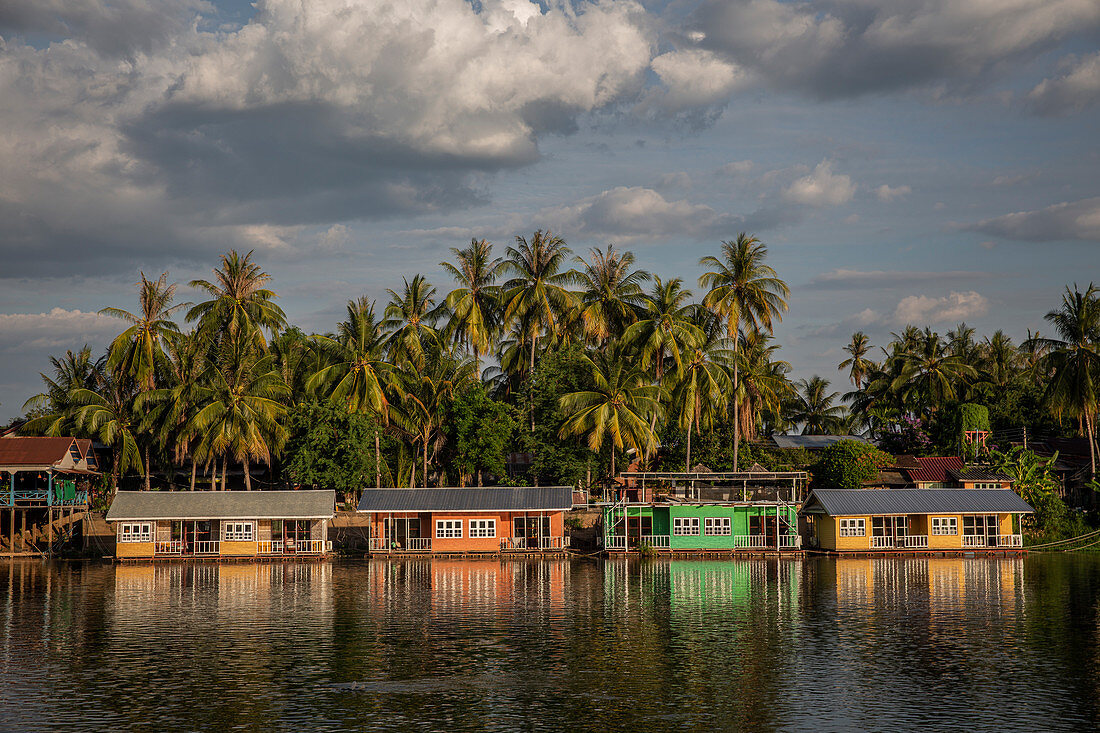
[903,456,965,487]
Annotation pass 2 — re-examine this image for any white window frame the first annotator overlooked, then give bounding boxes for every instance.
[469,518,496,538]
[673,517,700,536]
[931,516,958,535]
[222,521,254,542]
[839,518,866,537]
[118,522,153,543]
[704,517,731,536]
[436,519,462,538]
[973,482,999,490]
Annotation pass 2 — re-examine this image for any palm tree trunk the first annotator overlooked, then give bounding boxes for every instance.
[1087,410,1097,479]
[375,431,381,489]
[190,459,197,491]
[529,333,537,432]
[611,444,616,480]
[423,437,429,488]
[646,355,663,463]
[733,335,740,474]
[473,344,481,382]
[685,412,693,472]
[144,445,151,491]
[221,457,227,492]
[244,457,252,491]
[112,446,121,494]
[477,468,482,487]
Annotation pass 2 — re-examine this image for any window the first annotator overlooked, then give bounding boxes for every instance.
[673,517,700,536]
[931,517,958,535]
[704,517,731,536]
[223,522,254,541]
[469,519,496,538]
[973,482,1000,490]
[119,522,152,543]
[436,519,462,538]
[839,518,866,537]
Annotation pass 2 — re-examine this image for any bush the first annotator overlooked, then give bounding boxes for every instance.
[812,440,893,491]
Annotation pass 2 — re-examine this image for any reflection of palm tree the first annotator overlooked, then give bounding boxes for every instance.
[383,275,442,371]
[788,376,846,435]
[699,234,789,471]
[1029,284,1100,477]
[559,345,661,478]
[441,239,505,377]
[574,244,649,345]
[839,331,874,388]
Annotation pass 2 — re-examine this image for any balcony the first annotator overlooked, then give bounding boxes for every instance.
[368,536,431,552]
[639,534,670,548]
[502,536,566,551]
[962,535,987,548]
[777,534,801,549]
[998,534,1023,547]
[903,535,929,548]
[734,534,767,548]
[605,535,627,550]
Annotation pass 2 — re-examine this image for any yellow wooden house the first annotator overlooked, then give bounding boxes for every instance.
[800,488,1032,553]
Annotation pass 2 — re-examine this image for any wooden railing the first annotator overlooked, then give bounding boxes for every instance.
[640,534,670,548]
[369,536,430,551]
[154,540,184,555]
[903,535,929,548]
[998,534,1023,547]
[605,535,627,550]
[503,536,566,550]
[962,534,987,547]
[870,536,894,549]
[734,535,767,548]
[257,540,285,554]
[193,540,220,555]
[295,539,325,553]
[777,534,801,549]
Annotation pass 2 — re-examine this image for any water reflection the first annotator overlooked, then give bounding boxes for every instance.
[0,556,1095,731]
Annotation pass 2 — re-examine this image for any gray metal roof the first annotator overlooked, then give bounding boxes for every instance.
[947,468,1014,482]
[106,490,336,521]
[357,486,574,513]
[801,488,1033,516]
[771,435,870,449]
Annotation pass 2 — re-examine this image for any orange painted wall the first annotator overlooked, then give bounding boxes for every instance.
[366,510,565,552]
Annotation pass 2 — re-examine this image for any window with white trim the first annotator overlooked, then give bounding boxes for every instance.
[839,518,866,537]
[704,517,731,536]
[972,482,1000,490]
[223,522,254,541]
[931,517,958,535]
[673,517,700,536]
[118,522,153,543]
[436,519,462,538]
[469,518,496,538]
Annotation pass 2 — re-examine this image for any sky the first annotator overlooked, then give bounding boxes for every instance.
[1,0,1099,421]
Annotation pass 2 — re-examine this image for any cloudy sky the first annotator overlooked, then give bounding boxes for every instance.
[1,0,1098,421]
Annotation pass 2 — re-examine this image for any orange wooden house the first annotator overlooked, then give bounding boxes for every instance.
[357,486,574,554]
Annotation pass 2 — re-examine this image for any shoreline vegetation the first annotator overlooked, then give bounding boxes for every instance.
[10,235,1100,544]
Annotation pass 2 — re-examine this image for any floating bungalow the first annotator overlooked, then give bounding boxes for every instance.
[800,488,1032,554]
[602,470,806,554]
[356,486,574,554]
[105,490,335,560]
[0,436,98,556]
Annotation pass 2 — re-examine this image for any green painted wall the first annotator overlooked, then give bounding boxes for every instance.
[602,504,798,550]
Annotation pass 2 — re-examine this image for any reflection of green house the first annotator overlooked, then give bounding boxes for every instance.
[602,503,800,552]
[602,469,805,554]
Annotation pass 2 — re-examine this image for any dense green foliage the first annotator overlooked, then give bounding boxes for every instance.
[812,440,893,491]
[283,401,388,496]
[446,386,514,485]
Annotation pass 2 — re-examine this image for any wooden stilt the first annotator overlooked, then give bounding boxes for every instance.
[7,509,12,558]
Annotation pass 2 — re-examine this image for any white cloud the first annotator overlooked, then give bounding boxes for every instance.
[537,186,741,242]
[966,197,1100,242]
[875,184,911,202]
[1028,51,1100,115]
[893,291,989,324]
[646,48,751,111]
[782,160,855,207]
[0,308,117,352]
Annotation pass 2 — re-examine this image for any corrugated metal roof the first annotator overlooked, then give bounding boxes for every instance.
[771,435,870,449]
[0,437,77,467]
[357,486,574,513]
[802,488,1033,516]
[106,490,336,521]
[947,468,1013,482]
[905,456,964,483]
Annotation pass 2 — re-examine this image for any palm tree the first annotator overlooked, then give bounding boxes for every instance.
[503,229,576,429]
[139,330,207,490]
[737,330,793,440]
[788,376,846,435]
[309,298,392,418]
[558,346,661,478]
[441,239,505,377]
[574,244,649,344]
[673,313,735,470]
[839,331,874,388]
[187,250,287,352]
[21,346,105,436]
[1030,284,1100,477]
[187,343,289,490]
[892,332,978,415]
[383,274,441,371]
[101,271,187,489]
[70,374,143,492]
[698,233,789,471]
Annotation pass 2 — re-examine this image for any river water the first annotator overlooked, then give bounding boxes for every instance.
[0,555,1096,731]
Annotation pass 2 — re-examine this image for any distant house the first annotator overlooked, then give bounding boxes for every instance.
[800,488,1032,553]
[356,486,574,554]
[0,436,99,508]
[106,490,336,560]
[769,435,871,450]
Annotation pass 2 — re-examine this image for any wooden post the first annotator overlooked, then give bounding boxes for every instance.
[8,509,12,558]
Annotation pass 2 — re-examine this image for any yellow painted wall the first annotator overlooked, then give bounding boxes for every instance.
[834,515,872,551]
[999,514,1014,534]
[928,515,962,550]
[815,515,836,550]
[220,540,258,556]
[116,541,155,559]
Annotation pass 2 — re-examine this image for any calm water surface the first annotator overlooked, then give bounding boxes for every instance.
[0,555,1097,731]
